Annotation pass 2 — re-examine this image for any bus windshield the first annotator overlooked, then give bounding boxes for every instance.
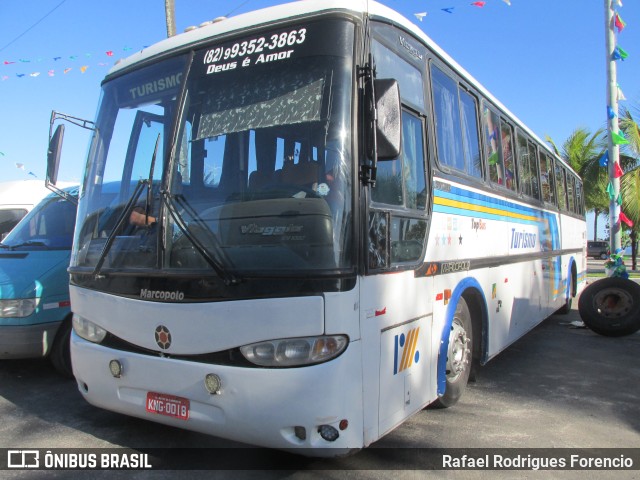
[72,19,354,278]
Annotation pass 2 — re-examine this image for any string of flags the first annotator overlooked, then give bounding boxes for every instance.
[1,45,145,81]
[414,0,512,21]
[605,0,633,229]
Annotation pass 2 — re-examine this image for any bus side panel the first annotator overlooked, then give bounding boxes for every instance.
[359,272,435,445]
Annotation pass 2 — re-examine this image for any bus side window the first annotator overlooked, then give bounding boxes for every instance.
[555,162,567,211]
[539,152,555,204]
[370,111,428,268]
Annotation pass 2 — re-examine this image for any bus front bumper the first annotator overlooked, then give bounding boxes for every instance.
[71,331,364,455]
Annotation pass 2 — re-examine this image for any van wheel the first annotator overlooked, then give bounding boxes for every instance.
[50,319,74,378]
[578,278,640,337]
[429,298,473,409]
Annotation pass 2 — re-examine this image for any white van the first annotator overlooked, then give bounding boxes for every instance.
[0,181,51,239]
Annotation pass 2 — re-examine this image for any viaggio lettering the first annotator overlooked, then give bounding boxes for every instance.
[510,228,537,249]
[140,289,185,301]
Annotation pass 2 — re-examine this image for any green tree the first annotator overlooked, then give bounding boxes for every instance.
[546,128,607,239]
[619,105,640,269]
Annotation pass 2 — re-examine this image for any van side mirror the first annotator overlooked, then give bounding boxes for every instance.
[374,78,402,160]
[47,124,65,186]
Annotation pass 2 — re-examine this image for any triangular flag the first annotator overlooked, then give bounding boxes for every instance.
[106,51,114,57]
[607,182,616,200]
[53,56,61,61]
[414,12,427,21]
[3,61,15,65]
[616,0,623,7]
[616,192,623,206]
[48,70,55,77]
[502,0,511,5]
[614,13,626,33]
[28,172,37,178]
[608,106,617,119]
[614,162,624,178]
[80,66,88,73]
[29,72,40,77]
[617,84,627,100]
[442,7,455,13]
[63,68,72,74]
[613,46,628,61]
[15,162,24,170]
[620,212,634,227]
[16,74,25,78]
[471,1,486,6]
[599,151,609,167]
[612,131,630,145]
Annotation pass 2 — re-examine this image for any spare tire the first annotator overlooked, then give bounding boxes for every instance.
[578,277,640,337]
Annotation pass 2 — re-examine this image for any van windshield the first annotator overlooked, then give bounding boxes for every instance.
[2,195,77,250]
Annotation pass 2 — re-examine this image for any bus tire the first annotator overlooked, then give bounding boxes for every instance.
[578,277,640,337]
[429,297,473,409]
[50,318,74,378]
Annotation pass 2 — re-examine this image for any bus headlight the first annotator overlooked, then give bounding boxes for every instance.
[239,335,348,367]
[0,298,39,318]
[73,314,107,343]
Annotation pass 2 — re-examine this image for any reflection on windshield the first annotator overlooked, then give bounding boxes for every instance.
[72,20,353,278]
[3,195,77,250]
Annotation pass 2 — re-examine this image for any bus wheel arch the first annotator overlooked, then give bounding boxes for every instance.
[557,257,577,315]
[430,279,487,409]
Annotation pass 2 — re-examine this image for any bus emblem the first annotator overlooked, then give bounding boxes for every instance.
[155,325,172,350]
[393,327,420,375]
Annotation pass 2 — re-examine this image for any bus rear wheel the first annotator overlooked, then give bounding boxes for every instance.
[429,297,473,409]
[578,277,640,337]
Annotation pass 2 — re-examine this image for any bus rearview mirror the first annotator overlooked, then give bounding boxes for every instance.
[47,124,65,186]
[374,78,402,161]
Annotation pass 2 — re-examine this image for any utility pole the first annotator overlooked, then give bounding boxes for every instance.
[165,0,176,38]
[604,0,621,254]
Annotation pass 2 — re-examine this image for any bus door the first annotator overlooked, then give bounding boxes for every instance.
[360,26,435,441]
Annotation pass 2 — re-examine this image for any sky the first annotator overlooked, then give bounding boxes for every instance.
[1,0,638,237]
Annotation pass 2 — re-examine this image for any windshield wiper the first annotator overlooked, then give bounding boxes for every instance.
[162,191,241,286]
[7,240,49,250]
[92,134,161,277]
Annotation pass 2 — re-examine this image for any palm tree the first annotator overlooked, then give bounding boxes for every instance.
[619,105,640,269]
[546,128,607,239]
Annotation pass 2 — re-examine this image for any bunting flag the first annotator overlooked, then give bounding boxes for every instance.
[15,162,24,170]
[606,182,616,200]
[414,12,427,21]
[616,0,623,7]
[80,66,88,73]
[620,212,634,227]
[613,45,629,61]
[442,7,455,14]
[607,106,617,119]
[599,151,609,167]
[614,13,626,33]
[611,131,630,145]
[471,1,486,7]
[613,162,624,178]
[502,0,511,5]
[617,84,627,100]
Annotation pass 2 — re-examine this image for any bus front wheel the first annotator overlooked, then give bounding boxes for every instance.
[429,297,473,409]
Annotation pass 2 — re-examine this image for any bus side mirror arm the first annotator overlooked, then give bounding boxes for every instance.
[46,110,96,205]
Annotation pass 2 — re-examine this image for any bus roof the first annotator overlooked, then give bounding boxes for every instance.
[106,0,574,175]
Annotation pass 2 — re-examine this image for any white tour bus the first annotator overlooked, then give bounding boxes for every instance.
[48,0,586,454]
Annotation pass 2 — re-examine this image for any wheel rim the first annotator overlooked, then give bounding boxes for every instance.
[446,319,471,381]
[593,287,635,318]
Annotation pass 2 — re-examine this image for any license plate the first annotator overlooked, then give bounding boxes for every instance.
[145,392,190,420]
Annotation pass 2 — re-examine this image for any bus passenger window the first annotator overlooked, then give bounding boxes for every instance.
[483,107,504,186]
[539,152,555,204]
[500,123,516,191]
[555,164,567,210]
[431,66,464,171]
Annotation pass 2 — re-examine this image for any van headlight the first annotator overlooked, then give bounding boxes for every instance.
[0,298,39,318]
[240,335,348,367]
[72,314,107,343]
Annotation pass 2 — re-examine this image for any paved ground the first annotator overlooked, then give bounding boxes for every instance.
[0,265,639,478]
